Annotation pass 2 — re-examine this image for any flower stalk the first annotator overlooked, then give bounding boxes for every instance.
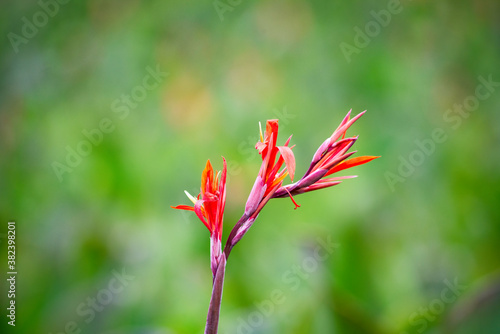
[205,253,226,334]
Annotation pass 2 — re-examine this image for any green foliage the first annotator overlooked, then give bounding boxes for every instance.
[1,0,499,333]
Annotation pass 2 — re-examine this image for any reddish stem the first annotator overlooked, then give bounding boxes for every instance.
[204,254,227,334]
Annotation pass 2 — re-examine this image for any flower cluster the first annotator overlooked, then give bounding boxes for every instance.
[273,110,378,200]
[172,110,379,274]
[172,110,379,333]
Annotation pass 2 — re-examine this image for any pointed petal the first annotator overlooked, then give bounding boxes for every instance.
[201,160,213,195]
[325,155,380,176]
[267,153,285,187]
[171,205,195,211]
[329,111,365,143]
[294,176,357,194]
[330,109,352,140]
[258,130,277,179]
[313,137,357,172]
[265,119,279,145]
[278,145,296,181]
[339,109,352,128]
[320,175,358,182]
[340,110,351,139]
[298,180,342,193]
[194,200,211,232]
[322,151,357,172]
[219,157,227,199]
[216,157,227,238]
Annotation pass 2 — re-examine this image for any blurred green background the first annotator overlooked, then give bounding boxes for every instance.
[1,0,500,333]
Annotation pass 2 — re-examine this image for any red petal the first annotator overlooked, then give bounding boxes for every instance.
[322,151,356,173]
[258,132,274,179]
[216,157,227,237]
[340,110,351,139]
[301,181,342,192]
[330,111,365,143]
[278,145,296,181]
[194,200,211,232]
[171,205,194,211]
[201,160,213,195]
[265,119,279,144]
[314,137,357,172]
[326,156,380,176]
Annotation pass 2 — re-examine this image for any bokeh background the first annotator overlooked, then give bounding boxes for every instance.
[1,1,500,333]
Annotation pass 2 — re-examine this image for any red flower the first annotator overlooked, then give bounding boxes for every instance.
[172,158,227,276]
[274,110,379,200]
[223,120,296,255]
[245,119,295,217]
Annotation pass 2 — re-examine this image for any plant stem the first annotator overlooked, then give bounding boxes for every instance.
[204,253,227,334]
[204,213,258,333]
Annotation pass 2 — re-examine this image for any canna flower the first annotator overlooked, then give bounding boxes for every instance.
[224,120,296,254]
[172,158,227,276]
[274,110,379,201]
[244,119,295,218]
